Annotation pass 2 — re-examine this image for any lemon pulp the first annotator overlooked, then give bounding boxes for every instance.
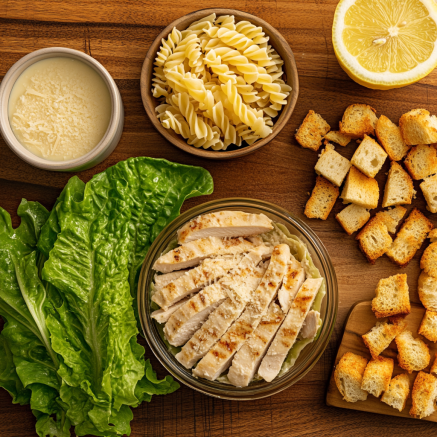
[333,0,437,89]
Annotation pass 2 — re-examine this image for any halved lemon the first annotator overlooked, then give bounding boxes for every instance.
[333,0,437,89]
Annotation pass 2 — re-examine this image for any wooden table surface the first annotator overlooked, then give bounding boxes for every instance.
[1,1,437,436]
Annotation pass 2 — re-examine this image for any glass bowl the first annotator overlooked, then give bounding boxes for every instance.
[137,198,338,400]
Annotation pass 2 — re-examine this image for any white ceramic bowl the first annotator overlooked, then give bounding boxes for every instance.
[0,47,124,172]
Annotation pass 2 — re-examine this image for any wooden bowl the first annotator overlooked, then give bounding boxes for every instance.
[140,8,299,160]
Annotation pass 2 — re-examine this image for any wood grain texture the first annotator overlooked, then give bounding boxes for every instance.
[140,8,299,159]
[1,1,437,436]
[326,301,437,422]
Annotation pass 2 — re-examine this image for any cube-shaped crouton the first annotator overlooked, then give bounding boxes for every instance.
[376,206,407,234]
[324,130,352,147]
[376,115,410,161]
[418,310,437,342]
[334,352,368,403]
[421,174,437,213]
[362,316,407,359]
[339,104,378,139]
[381,374,411,412]
[418,271,437,311]
[341,166,379,209]
[351,135,388,178]
[304,176,339,220]
[314,144,351,187]
[386,208,434,267]
[372,274,410,318]
[404,144,437,180]
[421,242,437,278]
[295,110,330,151]
[382,162,415,208]
[356,215,393,264]
[361,356,394,397]
[410,371,437,419]
[429,229,437,243]
[431,354,437,377]
[396,331,430,373]
[399,109,437,146]
[336,204,370,235]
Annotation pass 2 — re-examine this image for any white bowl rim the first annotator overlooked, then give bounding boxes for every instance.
[0,47,122,171]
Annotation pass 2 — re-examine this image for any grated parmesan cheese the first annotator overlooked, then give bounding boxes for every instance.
[8,57,111,161]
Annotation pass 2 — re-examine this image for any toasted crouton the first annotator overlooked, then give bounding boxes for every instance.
[418,310,437,342]
[314,144,351,187]
[324,130,352,147]
[339,104,378,139]
[361,356,394,397]
[381,374,411,412]
[336,204,370,235]
[420,174,437,213]
[382,162,415,208]
[396,331,430,373]
[410,371,437,418]
[431,354,437,377]
[404,144,437,180]
[356,215,393,264]
[418,271,437,311]
[351,135,388,178]
[386,208,434,267]
[429,229,437,243]
[341,166,379,209]
[399,109,437,146]
[421,242,437,278]
[362,316,407,359]
[372,274,410,318]
[376,206,407,234]
[376,115,410,161]
[304,176,339,220]
[295,110,330,151]
[334,352,368,403]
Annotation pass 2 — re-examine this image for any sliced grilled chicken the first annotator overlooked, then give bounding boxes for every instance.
[227,302,285,387]
[258,278,323,382]
[151,298,190,324]
[193,244,290,381]
[165,246,271,347]
[277,257,305,313]
[300,310,321,339]
[176,256,269,369]
[152,255,243,309]
[164,282,227,346]
[177,211,273,244]
[154,270,189,291]
[153,236,262,273]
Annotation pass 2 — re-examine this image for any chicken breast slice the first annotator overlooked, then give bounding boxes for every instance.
[300,310,321,339]
[176,257,269,369]
[152,255,243,309]
[277,257,305,313]
[165,246,272,347]
[177,211,273,244]
[151,298,190,324]
[227,302,285,387]
[153,236,262,273]
[193,244,290,381]
[258,278,323,382]
[154,270,189,291]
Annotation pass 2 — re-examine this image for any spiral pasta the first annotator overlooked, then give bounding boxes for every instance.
[152,13,291,151]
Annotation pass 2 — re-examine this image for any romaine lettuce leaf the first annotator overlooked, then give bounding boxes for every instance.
[41,157,212,434]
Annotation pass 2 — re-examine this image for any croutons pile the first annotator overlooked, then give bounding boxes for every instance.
[296,105,436,266]
[335,270,437,419]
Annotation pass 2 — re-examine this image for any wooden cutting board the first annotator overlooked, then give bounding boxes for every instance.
[326,300,437,422]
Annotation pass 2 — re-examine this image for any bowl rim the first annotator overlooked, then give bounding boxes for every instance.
[140,8,299,160]
[0,47,123,171]
[137,198,338,400]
